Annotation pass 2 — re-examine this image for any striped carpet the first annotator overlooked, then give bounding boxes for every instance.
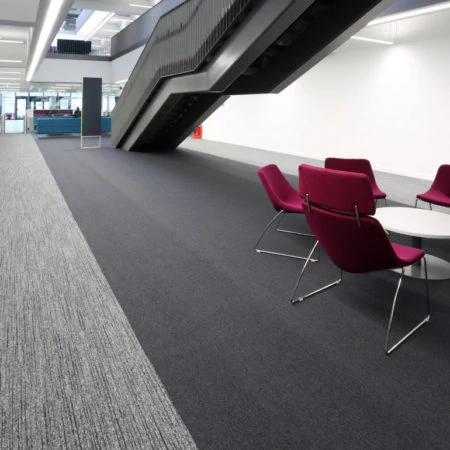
[0,134,196,449]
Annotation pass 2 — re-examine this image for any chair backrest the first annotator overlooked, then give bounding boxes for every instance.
[324,157,377,185]
[299,164,399,273]
[431,164,450,196]
[257,164,296,211]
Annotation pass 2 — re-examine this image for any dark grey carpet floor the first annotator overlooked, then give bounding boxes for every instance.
[36,136,450,450]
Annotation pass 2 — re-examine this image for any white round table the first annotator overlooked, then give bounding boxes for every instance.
[373,207,450,280]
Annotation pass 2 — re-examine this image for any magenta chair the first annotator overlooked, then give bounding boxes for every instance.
[290,164,430,354]
[324,157,387,205]
[255,164,316,260]
[415,164,450,209]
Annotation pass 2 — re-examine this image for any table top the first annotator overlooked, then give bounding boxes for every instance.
[374,207,450,239]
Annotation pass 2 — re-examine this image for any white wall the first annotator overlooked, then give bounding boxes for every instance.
[202,33,450,181]
[33,58,112,83]
[33,46,144,86]
[111,45,144,84]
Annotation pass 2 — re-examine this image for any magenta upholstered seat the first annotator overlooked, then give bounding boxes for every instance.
[290,164,430,354]
[255,164,315,260]
[257,164,305,213]
[416,164,450,209]
[324,157,387,202]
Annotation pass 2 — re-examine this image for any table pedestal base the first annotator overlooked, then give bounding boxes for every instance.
[392,254,450,280]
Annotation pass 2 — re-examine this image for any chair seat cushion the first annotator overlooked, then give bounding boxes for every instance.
[417,190,450,207]
[391,243,425,266]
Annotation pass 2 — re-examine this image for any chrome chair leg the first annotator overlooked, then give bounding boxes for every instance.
[276,212,315,237]
[291,241,341,304]
[276,227,315,237]
[415,199,432,210]
[385,259,431,355]
[255,210,317,261]
[254,210,285,250]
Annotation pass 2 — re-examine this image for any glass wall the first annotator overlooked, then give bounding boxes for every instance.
[0,92,24,133]
[2,92,16,117]
[1,82,122,127]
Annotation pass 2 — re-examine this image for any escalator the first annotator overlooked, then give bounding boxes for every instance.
[111,0,396,151]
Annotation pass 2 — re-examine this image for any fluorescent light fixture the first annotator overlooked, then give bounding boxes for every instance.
[110,17,134,23]
[0,59,23,63]
[0,71,21,74]
[114,79,128,84]
[0,39,25,44]
[369,1,450,26]
[77,11,111,37]
[350,36,393,45]
[0,77,21,80]
[130,3,152,8]
[82,12,115,41]
[27,0,65,81]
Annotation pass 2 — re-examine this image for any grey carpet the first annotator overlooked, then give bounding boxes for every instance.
[35,136,450,450]
[0,135,196,449]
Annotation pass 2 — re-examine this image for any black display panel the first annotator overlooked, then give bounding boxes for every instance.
[57,39,91,54]
[82,77,102,136]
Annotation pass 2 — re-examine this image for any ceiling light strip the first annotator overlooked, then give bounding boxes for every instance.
[27,0,65,82]
[0,59,23,63]
[0,40,25,44]
[369,1,450,26]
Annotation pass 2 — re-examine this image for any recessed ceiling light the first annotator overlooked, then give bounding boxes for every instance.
[0,59,23,63]
[0,71,21,74]
[0,77,21,80]
[369,1,450,26]
[350,36,393,45]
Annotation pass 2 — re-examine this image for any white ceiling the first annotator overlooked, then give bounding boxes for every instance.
[72,0,159,15]
[0,0,39,22]
[0,26,30,63]
[0,0,39,85]
[53,1,162,55]
[338,4,450,51]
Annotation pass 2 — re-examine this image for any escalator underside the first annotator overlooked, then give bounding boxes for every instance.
[111,0,396,151]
